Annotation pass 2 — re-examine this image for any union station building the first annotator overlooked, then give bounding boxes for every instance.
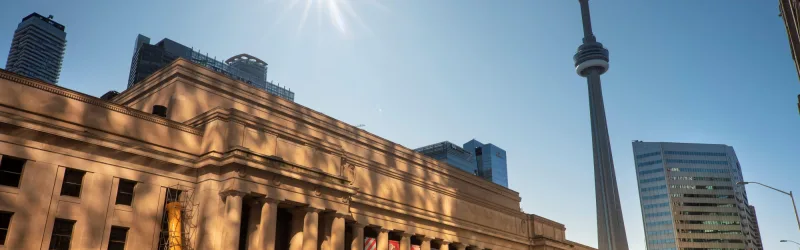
[0,59,595,250]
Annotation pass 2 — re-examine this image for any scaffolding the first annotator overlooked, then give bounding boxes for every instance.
[159,184,198,250]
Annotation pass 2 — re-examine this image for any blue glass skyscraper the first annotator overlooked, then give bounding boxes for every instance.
[414,141,477,175]
[463,139,508,187]
[415,139,508,188]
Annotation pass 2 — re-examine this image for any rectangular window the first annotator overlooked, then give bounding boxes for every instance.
[0,156,26,187]
[60,168,85,197]
[108,226,129,250]
[0,211,12,245]
[115,179,136,206]
[50,218,76,250]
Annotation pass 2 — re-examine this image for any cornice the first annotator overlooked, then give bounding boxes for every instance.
[0,108,198,166]
[0,69,202,136]
[189,108,523,213]
[528,214,566,230]
[116,60,519,198]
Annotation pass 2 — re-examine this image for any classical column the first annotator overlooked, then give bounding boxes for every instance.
[303,207,323,250]
[400,232,411,250]
[439,241,450,250]
[331,214,347,250]
[377,228,390,250]
[251,198,279,250]
[290,208,307,250]
[247,199,263,250]
[420,236,432,250]
[350,223,366,250]
[221,190,245,250]
[453,243,466,250]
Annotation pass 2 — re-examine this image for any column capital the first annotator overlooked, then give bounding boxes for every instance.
[351,222,368,228]
[301,206,324,213]
[377,227,391,233]
[253,196,281,204]
[438,240,450,245]
[418,235,434,241]
[220,189,247,198]
[397,231,412,237]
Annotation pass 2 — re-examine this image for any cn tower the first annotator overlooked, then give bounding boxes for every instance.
[573,0,629,250]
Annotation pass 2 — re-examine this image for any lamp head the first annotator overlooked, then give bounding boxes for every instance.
[736,181,750,185]
[782,240,789,242]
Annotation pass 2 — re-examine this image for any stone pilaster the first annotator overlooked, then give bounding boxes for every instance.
[439,241,450,250]
[290,208,307,250]
[250,198,279,250]
[302,207,323,250]
[331,213,347,250]
[400,232,412,250]
[420,236,433,250]
[377,228,390,250]
[350,223,366,250]
[220,190,246,250]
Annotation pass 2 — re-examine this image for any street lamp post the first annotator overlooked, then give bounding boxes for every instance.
[781,239,800,250]
[738,181,800,232]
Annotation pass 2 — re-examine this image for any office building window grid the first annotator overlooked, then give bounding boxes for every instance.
[633,141,760,250]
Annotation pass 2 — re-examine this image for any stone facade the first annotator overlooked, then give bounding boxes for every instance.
[0,59,595,250]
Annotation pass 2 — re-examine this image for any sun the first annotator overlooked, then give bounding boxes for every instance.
[269,0,386,36]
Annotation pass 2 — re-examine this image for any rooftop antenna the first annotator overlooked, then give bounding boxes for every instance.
[356,124,365,128]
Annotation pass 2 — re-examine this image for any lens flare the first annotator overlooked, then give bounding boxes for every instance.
[270,0,387,36]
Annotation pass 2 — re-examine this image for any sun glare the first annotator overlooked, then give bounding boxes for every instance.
[271,0,386,36]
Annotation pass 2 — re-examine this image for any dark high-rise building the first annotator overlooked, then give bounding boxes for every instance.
[5,13,67,84]
[779,0,800,112]
[780,0,800,81]
[127,34,295,101]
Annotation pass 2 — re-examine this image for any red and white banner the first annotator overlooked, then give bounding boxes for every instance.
[411,245,421,250]
[365,238,377,250]
[389,240,400,250]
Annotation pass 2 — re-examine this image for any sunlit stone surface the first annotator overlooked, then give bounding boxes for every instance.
[0,59,595,250]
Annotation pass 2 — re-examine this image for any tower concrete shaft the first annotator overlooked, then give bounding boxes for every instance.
[573,1,629,250]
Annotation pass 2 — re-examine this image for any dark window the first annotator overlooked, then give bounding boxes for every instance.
[0,211,12,245]
[60,169,85,197]
[115,180,136,206]
[49,219,75,250]
[0,156,26,187]
[108,226,128,250]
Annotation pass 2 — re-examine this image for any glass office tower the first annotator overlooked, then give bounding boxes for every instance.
[632,141,761,250]
[463,139,508,188]
[414,141,478,175]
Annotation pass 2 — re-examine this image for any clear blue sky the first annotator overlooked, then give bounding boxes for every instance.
[2,0,799,249]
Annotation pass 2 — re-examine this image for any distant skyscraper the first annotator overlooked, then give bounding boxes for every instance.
[5,13,67,84]
[127,34,295,101]
[463,139,508,187]
[779,0,800,112]
[632,141,762,250]
[414,141,477,175]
